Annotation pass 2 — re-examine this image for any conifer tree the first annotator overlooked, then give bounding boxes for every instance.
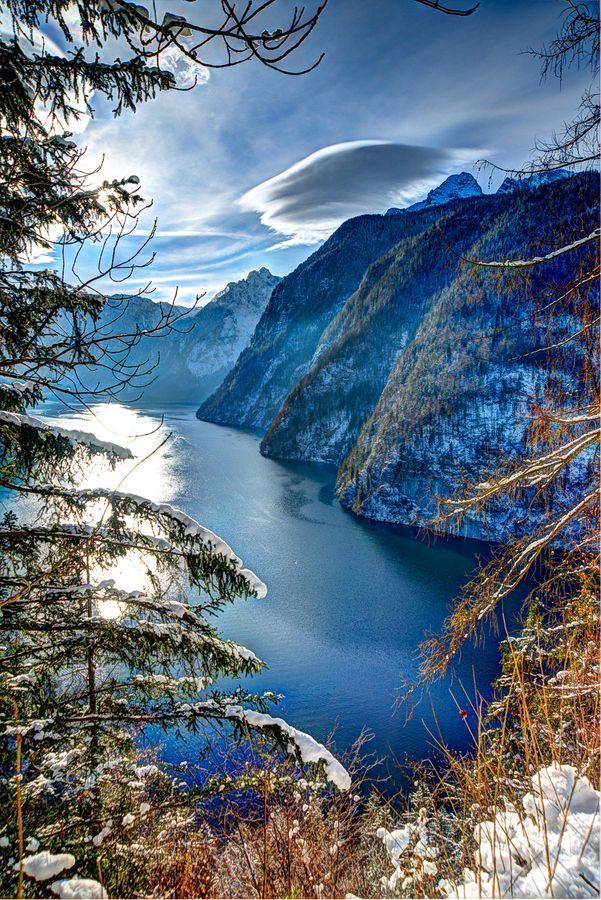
[0,3,349,897]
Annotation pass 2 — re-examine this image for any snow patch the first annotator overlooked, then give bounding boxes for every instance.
[17,851,76,881]
[51,878,107,898]
[447,764,600,898]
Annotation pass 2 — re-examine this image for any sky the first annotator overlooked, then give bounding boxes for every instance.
[43,1,595,304]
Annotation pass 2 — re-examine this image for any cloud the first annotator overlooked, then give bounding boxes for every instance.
[240,141,474,248]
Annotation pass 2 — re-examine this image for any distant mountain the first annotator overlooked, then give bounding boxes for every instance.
[386,171,482,216]
[496,168,572,195]
[93,268,279,402]
[199,170,598,539]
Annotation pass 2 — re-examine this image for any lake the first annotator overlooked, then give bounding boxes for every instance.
[36,400,510,789]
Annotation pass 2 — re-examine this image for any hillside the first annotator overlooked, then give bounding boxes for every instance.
[202,172,599,538]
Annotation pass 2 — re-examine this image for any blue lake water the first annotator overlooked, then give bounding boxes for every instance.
[41,401,512,788]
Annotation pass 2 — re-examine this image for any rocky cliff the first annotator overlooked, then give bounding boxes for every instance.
[199,172,599,538]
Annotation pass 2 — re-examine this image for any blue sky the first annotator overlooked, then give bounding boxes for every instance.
[64,1,593,304]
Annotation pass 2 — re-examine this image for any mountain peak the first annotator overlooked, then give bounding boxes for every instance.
[387,171,482,216]
[208,267,280,313]
[407,172,483,211]
[496,169,572,195]
[245,266,280,287]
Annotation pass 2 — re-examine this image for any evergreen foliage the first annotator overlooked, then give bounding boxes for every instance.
[0,2,346,896]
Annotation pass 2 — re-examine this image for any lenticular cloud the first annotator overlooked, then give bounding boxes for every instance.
[240,140,465,248]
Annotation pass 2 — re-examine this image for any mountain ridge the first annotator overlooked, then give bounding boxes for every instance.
[198,170,598,539]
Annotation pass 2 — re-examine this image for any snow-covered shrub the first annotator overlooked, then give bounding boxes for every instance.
[446,764,599,899]
[377,764,600,899]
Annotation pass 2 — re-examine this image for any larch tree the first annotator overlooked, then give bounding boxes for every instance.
[371,7,599,897]
[0,2,351,898]
[413,0,599,782]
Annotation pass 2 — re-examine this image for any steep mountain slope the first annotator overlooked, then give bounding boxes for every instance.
[261,175,598,473]
[336,173,599,538]
[200,172,597,538]
[96,268,279,402]
[197,210,454,430]
[260,193,511,465]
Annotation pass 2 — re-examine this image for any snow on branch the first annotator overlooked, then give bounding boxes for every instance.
[0,411,133,459]
[548,406,600,425]
[442,427,600,515]
[466,227,600,268]
[490,490,597,603]
[224,705,351,791]
[60,488,268,598]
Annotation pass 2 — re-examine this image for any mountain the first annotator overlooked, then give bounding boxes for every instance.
[198,199,484,431]
[386,171,482,215]
[496,168,572,195]
[260,195,503,465]
[200,170,599,539]
[337,176,599,539]
[96,268,279,402]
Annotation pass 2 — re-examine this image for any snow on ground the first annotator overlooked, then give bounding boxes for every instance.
[378,764,600,898]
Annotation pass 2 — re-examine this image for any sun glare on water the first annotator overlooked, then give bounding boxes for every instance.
[51,402,178,498]
[47,403,182,616]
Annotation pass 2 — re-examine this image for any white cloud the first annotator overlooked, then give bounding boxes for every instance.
[156,44,210,90]
[239,141,478,248]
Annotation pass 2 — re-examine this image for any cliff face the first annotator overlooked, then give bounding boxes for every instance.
[201,172,599,538]
[197,209,451,430]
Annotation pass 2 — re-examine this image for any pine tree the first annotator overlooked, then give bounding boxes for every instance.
[0,3,349,897]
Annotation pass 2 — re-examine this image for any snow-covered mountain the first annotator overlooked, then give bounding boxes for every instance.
[161,267,281,401]
[386,171,482,216]
[94,267,279,402]
[496,168,572,195]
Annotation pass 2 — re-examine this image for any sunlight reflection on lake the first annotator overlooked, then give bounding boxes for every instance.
[48,401,178,500]
[31,402,185,608]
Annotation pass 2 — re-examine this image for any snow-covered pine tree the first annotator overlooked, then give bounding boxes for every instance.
[0,3,347,897]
